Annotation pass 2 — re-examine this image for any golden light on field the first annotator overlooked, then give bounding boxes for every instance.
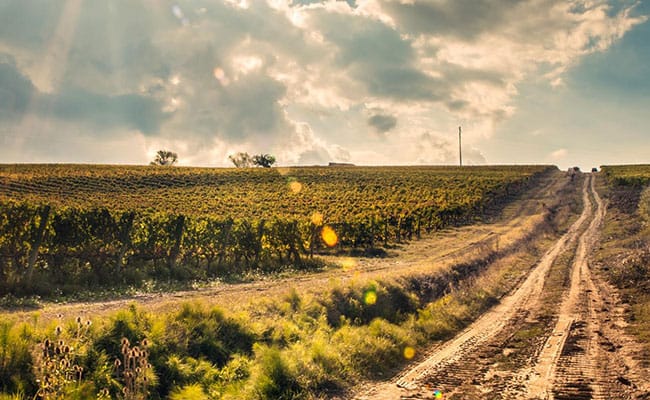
[311,212,324,226]
[363,289,377,305]
[403,346,416,360]
[289,181,302,193]
[321,225,338,247]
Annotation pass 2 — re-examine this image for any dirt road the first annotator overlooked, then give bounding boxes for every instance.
[357,175,650,400]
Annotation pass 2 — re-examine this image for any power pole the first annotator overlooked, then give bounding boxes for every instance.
[458,126,463,167]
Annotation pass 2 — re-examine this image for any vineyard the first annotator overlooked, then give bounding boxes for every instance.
[0,164,555,296]
[601,164,650,186]
[600,165,650,217]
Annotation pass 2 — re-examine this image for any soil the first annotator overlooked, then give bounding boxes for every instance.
[354,175,650,400]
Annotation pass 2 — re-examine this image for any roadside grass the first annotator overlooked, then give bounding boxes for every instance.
[0,226,562,400]
[593,176,650,356]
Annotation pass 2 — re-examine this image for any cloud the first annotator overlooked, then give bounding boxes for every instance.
[378,0,518,40]
[307,9,447,102]
[0,57,166,133]
[550,148,568,159]
[0,58,34,119]
[367,113,397,133]
[414,132,455,164]
[0,0,645,166]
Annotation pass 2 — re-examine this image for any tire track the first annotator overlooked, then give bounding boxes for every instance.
[526,176,599,399]
[357,177,593,400]
[529,174,649,399]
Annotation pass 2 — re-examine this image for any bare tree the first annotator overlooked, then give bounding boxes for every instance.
[229,152,253,168]
[150,150,178,166]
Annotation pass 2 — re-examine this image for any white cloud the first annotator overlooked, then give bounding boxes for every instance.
[550,148,569,159]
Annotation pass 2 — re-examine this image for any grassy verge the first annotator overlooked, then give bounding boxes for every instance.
[593,176,650,353]
[0,225,562,399]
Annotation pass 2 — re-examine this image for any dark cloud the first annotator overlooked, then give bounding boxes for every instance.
[446,99,469,111]
[367,113,397,133]
[0,58,34,119]
[291,0,356,7]
[309,9,505,105]
[0,58,166,133]
[312,11,444,101]
[217,74,289,141]
[379,0,521,39]
[41,88,167,134]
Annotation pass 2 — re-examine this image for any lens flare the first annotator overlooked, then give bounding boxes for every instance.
[340,257,356,271]
[213,67,230,85]
[321,226,338,247]
[363,289,377,305]
[403,346,416,360]
[434,389,442,398]
[311,212,324,226]
[289,181,302,193]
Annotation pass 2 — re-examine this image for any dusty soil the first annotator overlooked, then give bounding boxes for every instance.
[355,175,650,400]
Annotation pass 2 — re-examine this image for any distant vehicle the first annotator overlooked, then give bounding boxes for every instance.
[591,167,598,173]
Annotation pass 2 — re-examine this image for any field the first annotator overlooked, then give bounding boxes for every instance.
[0,164,552,297]
[0,164,548,219]
[601,164,650,187]
[1,165,650,400]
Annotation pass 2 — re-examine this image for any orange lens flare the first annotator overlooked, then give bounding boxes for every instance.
[311,212,323,226]
[321,225,338,247]
[403,346,416,360]
[289,181,302,193]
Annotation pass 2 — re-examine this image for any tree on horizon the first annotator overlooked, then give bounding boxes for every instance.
[150,150,178,166]
[252,154,276,168]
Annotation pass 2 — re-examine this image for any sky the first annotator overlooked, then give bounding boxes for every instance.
[0,0,648,170]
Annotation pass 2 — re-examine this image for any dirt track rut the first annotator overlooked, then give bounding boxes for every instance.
[358,175,650,400]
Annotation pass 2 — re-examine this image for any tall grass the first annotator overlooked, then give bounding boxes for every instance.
[0,198,567,399]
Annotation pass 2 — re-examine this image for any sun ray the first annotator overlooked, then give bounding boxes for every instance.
[14,0,85,156]
[106,1,126,93]
[32,0,84,93]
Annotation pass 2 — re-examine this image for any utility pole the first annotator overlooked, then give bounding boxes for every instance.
[458,126,463,167]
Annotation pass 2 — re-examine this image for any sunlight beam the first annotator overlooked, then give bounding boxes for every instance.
[13,0,85,154]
